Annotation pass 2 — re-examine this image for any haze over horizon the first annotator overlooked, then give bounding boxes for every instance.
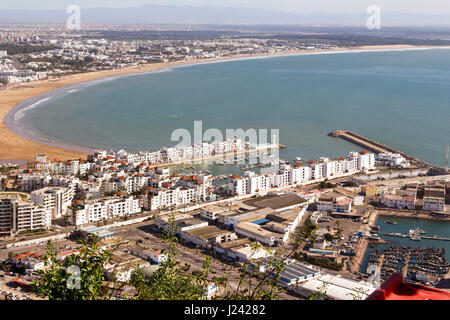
[1,2,450,26]
[2,0,450,15]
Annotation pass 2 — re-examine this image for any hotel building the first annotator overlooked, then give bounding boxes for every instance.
[31,186,74,219]
[0,196,52,236]
[69,196,140,226]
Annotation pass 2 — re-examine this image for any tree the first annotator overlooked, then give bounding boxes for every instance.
[131,214,296,301]
[32,213,309,301]
[130,215,216,300]
[298,219,318,239]
[324,233,334,241]
[346,287,371,300]
[308,281,329,300]
[335,220,340,229]
[33,238,119,300]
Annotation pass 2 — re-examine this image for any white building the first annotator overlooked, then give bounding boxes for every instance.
[31,186,74,219]
[107,196,141,218]
[381,194,416,210]
[317,194,352,213]
[147,186,199,211]
[376,152,410,168]
[228,151,376,196]
[0,196,52,236]
[69,196,140,226]
[145,251,168,264]
[422,189,445,213]
[234,222,285,247]
[155,214,208,233]
[295,274,376,300]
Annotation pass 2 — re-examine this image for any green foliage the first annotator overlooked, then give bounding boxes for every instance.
[131,254,216,300]
[324,233,334,241]
[308,281,329,300]
[0,43,56,55]
[346,287,371,300]
[131,214,293,301]
[298,219,318,239]
[219,243,284,300]
[295,252,343,271]
[342,181,358,187]
[33,238,117,300]
[32,213,310,301]
[130,215,217,300]
[319,180,337,189]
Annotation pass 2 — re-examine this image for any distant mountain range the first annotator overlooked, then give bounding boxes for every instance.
[1,5,450,26]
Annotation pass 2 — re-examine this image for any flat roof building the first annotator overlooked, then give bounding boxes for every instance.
[180,225,237,248]
[243,193,307,212]
[234,221,286,247]
[0,195,51,237]
[295,274,376,300]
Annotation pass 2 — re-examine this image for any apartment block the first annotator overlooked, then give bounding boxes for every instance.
[31,186,74,219]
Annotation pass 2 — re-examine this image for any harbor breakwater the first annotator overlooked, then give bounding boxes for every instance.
[329,130,448,174]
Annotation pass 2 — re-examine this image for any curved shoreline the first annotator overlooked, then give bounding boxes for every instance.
[2,44,446,161]
[5,82,97,154]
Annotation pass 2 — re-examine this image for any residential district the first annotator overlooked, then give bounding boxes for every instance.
[0,25,335,86]
[1,136,449,300]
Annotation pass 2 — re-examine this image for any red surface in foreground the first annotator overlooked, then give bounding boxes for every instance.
[366,274,450,300]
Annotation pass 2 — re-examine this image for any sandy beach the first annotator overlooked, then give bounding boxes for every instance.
[0,44,433,161]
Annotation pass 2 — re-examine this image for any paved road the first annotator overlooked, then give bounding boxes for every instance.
[368,174,450,187]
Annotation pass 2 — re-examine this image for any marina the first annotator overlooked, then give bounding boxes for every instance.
[361,215,450,274]
[367,246,449,281]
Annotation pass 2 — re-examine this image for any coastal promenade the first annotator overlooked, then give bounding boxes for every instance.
[329,130,448,173]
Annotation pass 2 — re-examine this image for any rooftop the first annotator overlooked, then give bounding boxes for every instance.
[300,274,376,300]
[185,225,233,239]
[235,221,280,238]
[243,193,307,210]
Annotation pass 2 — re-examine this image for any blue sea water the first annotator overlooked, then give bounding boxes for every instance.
[18,48,450,168]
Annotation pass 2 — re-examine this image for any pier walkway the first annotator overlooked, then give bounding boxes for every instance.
[380,231,450,242]
[329,130,448,173]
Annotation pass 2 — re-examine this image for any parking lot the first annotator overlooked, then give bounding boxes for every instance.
[0,272,42,300]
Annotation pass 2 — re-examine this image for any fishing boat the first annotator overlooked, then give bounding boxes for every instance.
[385,220,398,225]
[409,229,422,241]
[368,234,381,241]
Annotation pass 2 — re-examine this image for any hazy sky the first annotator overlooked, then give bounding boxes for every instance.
[2,0,450,14]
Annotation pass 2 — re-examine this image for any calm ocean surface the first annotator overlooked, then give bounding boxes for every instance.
[18,49,450,169]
